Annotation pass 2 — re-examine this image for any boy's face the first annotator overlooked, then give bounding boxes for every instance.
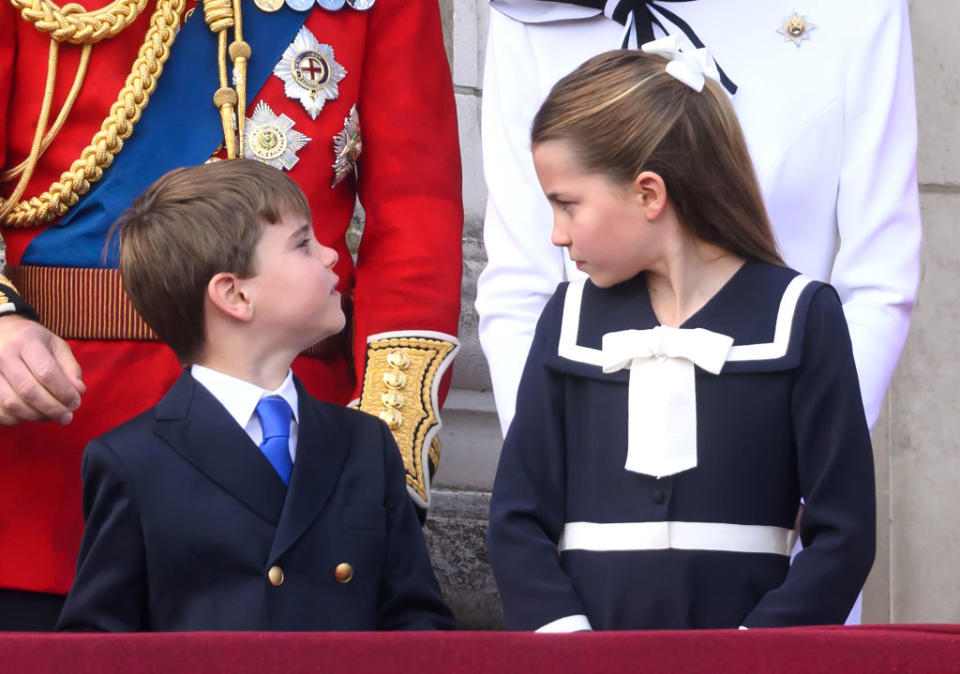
[245,212,345,352]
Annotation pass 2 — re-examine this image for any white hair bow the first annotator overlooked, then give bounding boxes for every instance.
[641,34,721,93]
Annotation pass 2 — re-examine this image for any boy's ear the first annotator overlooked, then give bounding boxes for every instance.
[207,272,254,322]
[633,171,668,220]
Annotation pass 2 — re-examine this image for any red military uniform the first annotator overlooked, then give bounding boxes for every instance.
[0,0,462,596]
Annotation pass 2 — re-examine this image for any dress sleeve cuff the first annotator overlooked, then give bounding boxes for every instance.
[357,331,459,510]
[0,273,39,321]
[535,614,593,633]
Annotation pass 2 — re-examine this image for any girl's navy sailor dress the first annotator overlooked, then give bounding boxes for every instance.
[487,260,876,631]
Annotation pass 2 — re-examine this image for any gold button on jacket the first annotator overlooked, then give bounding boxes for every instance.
[268,565,284,586]
[334,562,353,584]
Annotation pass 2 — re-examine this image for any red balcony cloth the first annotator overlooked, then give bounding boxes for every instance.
[1,625,958,673]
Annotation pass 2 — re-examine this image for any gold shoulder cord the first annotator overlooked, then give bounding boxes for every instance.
[0,0,185,228]
[202,0,250,159]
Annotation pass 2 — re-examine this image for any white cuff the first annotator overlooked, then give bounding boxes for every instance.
[535,614,593,633]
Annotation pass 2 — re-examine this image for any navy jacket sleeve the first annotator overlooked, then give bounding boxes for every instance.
[375,420,454,630]
[744,286,876,627]
[487,288,589,631]
[57,438,148,631]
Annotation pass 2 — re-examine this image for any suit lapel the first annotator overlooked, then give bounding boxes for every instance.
[268,380,352,564]
[153,371,287,525]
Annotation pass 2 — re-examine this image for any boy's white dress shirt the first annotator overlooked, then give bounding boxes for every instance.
[191,364,300,462]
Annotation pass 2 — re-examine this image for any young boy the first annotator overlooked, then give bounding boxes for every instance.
[56,160,454,631]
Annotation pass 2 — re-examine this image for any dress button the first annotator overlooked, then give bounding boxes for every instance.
[335,562,354,584]
[651,489,665,505]
[268,565,284,586]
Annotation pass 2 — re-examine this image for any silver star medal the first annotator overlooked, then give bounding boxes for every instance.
[274,27,347,120]
[245,101,311,171]
[776,10,816,47]
[331,105,362,187]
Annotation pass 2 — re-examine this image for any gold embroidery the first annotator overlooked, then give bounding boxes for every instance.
[0,273,20,295]
[358,334,458,507]
[428,436,441,473]
[0,272,19,309]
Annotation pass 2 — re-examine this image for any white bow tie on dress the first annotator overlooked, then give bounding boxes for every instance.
[601,326,734,478]
[640,34,722,93]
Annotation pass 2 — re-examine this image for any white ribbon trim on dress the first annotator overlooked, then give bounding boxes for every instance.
[535,614,594,633]
[641,34,721,92]
[560,521,797,557]
[557,275,814,367]
[601,325,733,478]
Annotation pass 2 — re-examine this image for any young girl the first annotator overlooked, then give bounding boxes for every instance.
[486,41,875,632]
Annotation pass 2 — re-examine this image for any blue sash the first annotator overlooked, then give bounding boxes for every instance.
[23,0,310,267]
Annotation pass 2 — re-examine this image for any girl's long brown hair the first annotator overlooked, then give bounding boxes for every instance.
[532,50,783,266]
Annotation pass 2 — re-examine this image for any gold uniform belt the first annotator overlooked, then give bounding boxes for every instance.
[5,265,346,359]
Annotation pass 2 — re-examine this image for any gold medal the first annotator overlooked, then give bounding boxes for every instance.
[776,10,816,48]
[245,102,312,171]
[254,0,285,13]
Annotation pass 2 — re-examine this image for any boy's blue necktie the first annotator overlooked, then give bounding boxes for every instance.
[255,396,294,485]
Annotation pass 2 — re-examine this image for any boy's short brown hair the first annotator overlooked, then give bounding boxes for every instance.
[115,159,311,364]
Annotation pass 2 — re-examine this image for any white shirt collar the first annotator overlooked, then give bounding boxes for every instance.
[190,364,300,430]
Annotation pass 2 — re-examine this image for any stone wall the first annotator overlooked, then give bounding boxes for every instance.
[433,0,960,627]
[430,0,500,629]
[864,0,960,624]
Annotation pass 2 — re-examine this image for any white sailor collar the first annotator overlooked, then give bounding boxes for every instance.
[491,0,599,24]
[544,260,824,381]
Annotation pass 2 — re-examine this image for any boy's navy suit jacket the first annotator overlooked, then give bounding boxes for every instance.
[57,371,454,631]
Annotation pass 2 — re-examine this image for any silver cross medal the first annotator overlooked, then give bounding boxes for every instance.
[274,27,347,120]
